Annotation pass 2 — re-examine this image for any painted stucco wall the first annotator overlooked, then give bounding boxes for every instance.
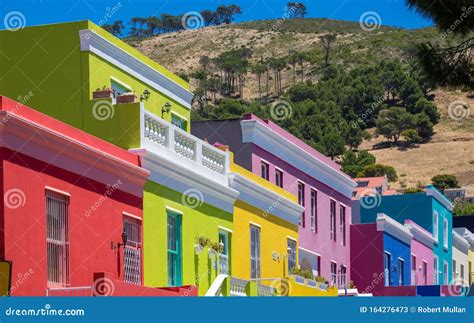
[0,20,190,140]
[191,118,352,286]
[410,237,434,286]
[232,200,298,282]
[469,248,474,286]
[359,192,452,284]
[142,181,232,296]
[350,224,384,294]
[250,144,351,285]
[1,148,143,296]
[452,245,469,286]
[383,233,411,287]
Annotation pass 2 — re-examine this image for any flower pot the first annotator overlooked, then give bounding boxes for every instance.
[93,89,113,99]
[117,94,137,104]
[208,248,216,259]
[194,244,203,254]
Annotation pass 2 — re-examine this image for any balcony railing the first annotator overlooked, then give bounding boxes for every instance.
[257,284,276,296]
[229,277,248,296]
[143,111,228,176]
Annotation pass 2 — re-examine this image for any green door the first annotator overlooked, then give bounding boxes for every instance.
[167,211,182,286]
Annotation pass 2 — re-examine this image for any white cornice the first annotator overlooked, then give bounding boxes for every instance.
[453,228,474,249]
[452,230,470,254]
[228,172,303,226]
[404,221,436,248]
[376,213,413,245]
[133,149,239,213]
[0,112,149,197]
[79,29,193,109]
[240,120,356,198]
[425,186,453,211]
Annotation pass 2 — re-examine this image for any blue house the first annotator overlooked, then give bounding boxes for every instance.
[357,185,453,285]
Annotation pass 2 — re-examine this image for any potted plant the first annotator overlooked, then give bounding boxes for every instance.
[92,86,113,99]
[195,236,210,254]
[117,91,137,104]
[208,241,224,258]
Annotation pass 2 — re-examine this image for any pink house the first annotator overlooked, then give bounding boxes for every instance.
[404,220,435,286]
[192,114,356,287]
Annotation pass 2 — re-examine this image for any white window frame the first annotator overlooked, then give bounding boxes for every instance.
[384,251,391,286]
[433,255,439,285]
[310,189,317,233]
[330,261,337,286]
[398,257,405,286]
[260,160,269,181]
[433,211,438,242]
[339,204,346,246]
[46,189,70,288]
[298,181,305,228]
[330,199,336,241]
[275,168,283,188]
[123,214,142,285]
[250,225,261,279]
[443,261,448,285]
[443,218,448,249]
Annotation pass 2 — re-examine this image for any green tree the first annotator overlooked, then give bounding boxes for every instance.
[402,129,421,144]
[406,0,473,88]
[286,2,308,18]
[431,174,459,192]
[102,20,125,37]
[358,164,398,182]
[413,98,440,124]
[319,34,337,66]
[341,150,376,177]
[414,112,434,139]
[376,107,414,143]
[288,83,317,102]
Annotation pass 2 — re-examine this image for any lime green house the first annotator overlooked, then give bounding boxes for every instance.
[0,21,239,295]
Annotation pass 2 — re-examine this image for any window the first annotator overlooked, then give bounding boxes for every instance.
[443,261,448,285]
[330,262,337,286]
[443,218,448,249]
[298,182,305,228]
[218,230,230,275]
[123,216,142,285]
[46,190,70,287]
[433,256,439,284]
[469,261,473,285]
[250,225,261,279]
[433,211,438,241]
[384,252,391,286]
[111,79,131,99]
[167,211,182,287]
[460,264,464,283]
[453,260,457,279]
[316,255,321,277]
[330,200,336,241]
[261,161,269,181]
[357,181,369,187]
[411,255,417,285]
[422,261,428,285]
[339,205,346,246]
[275,169,283,188]
[339,265,347,288]
[310,190,317,233]
[287,239,297,273]
[171,114,188,131]
[398,258,405,286]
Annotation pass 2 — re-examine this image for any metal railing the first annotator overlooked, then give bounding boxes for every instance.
[143,111,227,175]
[46,286,93,296]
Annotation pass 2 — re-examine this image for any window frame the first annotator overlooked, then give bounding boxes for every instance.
[330,199,336,241]
[339,204,346,246]
[250,225,261,279]
[298,182,305,228]
[260,160,270,181]
[310,189,317,233]
[275,168,283,188]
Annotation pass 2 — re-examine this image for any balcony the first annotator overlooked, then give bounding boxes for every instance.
[140,109,230,187]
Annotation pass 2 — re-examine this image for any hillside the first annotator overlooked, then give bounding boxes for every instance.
[128,19,473,193]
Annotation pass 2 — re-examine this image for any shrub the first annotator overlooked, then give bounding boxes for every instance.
[431,174,459,191]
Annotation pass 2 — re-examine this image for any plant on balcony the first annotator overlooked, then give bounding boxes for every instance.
[289,267,314,280]
[117,91,137,104]
[208,241,224,258]
[314,276,329,284]
[195,236,210,254]
[348,280,357,289]
[92,86,113,99]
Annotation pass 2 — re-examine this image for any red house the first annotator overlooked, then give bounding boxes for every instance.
[0,96,195,296]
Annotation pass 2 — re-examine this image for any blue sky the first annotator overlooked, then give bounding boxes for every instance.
[1,0,433,31]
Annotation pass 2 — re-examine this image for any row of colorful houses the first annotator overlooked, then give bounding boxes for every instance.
[0,21,472,297]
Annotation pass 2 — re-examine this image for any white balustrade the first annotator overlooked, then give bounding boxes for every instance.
[230,277,248,296]
[257,284,276,296]
[143,111,228,175]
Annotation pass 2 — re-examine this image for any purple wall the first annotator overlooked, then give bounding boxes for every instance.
[350,224,384,294]
[251,144,352,283]
[405,221,434,286]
